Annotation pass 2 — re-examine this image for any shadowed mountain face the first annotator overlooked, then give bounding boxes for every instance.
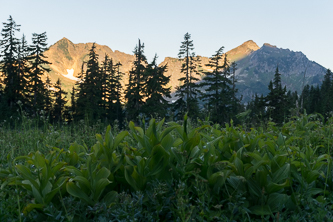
[44,38,326,102]
[235,43,326,101]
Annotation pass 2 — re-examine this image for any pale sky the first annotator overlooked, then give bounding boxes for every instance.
[1,0,332,69]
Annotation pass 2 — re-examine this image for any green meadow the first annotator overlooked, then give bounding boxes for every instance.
[1,114,333,221]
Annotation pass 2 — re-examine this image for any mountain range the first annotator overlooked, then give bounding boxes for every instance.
[44,38,326,102]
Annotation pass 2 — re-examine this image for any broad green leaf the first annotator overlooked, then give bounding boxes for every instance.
[65,166,83,177]
[31,185,43,204]
[104,125,113,148]
[271,155,287,173]
[276,133,285,147]
[34,151,46,168]
[23,204,44,215]
[247,178,262,197]
[93,178,111,201]
[44,187,61,204]
[272,163,290,183]
[208,170,231,193]
[244,160,269,179]
[227,176,245,191]
[173,138,183,147]
[267,180,290,194]
[250,205,272,216]
[148,145,169,176]
[66,181,92,205]
[73,176,91,192]
[234,157,244,176]
[95,167,111,182]
[96,134,104,145]
[267,193,288,212]
[124,166,138,191]
[41,181,52,197]
[16,165,39,189]
[160,126,179,141]
[256,169,268,188]
[189,146,200,159]
[114,131,129,149]
[307,188,323,196]
[161,134,174,151]
[103,191,118,205]
[306,170,320,183]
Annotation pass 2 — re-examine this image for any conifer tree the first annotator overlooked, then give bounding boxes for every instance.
[249,93,266,123]
[142,55,171,118]
[230,61,242,119]
[219,55,234,122]
[52,78,67,122]
[125,39,147,121]
[265,66,286,124]
[100,54,108,114]
[285,90,298,117]
[43,75,53,116]
[107,60,124,124]
[27,32,52,115]
[174,32,201,119]
[16,34,30,108]
[311,85,322,114]
[0,16,21,112]
[68,86,76,122]
[200,47,226,123]
[321,69,332,118]
[300,84,310,113]
[76,43,103,121]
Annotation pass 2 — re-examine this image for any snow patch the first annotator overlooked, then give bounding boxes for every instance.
[62,69,80,81]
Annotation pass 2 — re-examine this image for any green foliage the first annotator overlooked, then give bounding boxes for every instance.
[1,115,333,221]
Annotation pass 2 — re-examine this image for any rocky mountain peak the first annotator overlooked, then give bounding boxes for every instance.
[226,40,260,62]
[263,43,277,48]
[242,40,260,50]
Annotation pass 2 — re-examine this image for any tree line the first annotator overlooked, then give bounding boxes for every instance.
[1,15,332,127]
[0,16,60,121]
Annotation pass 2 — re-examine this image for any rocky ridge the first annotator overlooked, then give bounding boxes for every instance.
[43,38,326,102]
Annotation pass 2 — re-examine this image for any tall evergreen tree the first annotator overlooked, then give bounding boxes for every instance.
[321,69,332,118]
[265,66,286,124]
[230,61,242,119]
[246,93,266,125]
[142,54,171,118]
[285,90,298,117]
[200,47,226,123]
[52,78,67,122]
[100,54,109,116]
[0,16,21,112]
[44,75,53,115]
[300,84,310,113]
[16,34,30,109]
[27,32,52,115]
[76,43,103,121]
[68,86,76,122]
[125,39,147,121]
[107,60,124,124]
[174,32,201,119]
[219,55,234,122]
[311,85,322,114]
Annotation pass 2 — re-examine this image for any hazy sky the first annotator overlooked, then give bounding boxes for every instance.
[1,0,332,69]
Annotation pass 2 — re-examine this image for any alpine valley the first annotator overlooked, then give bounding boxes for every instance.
[44,38,326,102]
